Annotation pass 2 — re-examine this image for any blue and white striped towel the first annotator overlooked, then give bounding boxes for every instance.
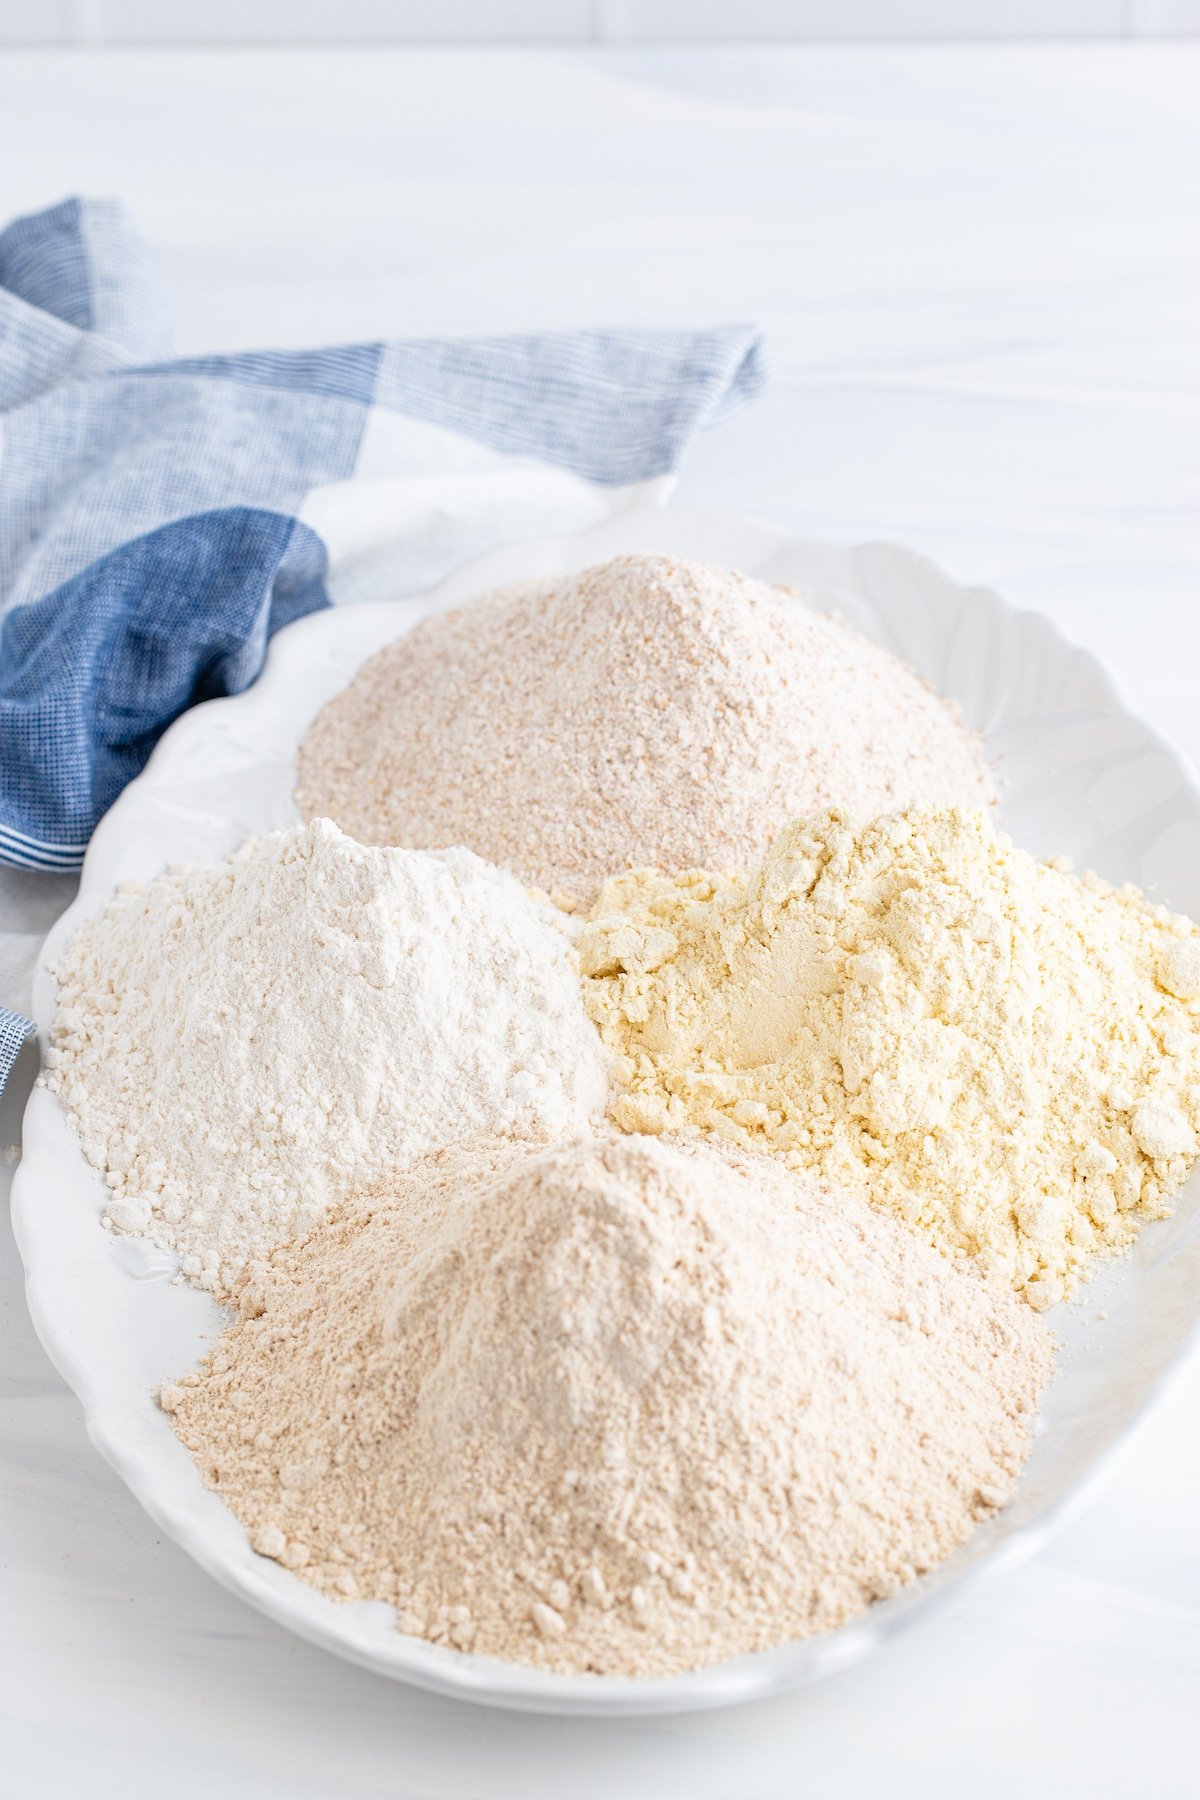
[0,197,765,1093]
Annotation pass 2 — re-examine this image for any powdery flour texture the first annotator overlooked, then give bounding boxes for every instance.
[580,807,1200,1308]
[163,1132,1053,1678]
[295,555,994,903]
[45,819,606,1294]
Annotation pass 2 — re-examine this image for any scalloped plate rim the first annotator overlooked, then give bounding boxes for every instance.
[12,506,1200,1716]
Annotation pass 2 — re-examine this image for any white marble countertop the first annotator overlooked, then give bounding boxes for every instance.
[1,42,1198,1799]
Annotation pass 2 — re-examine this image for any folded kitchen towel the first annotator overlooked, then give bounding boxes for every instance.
[0,197,765,1095]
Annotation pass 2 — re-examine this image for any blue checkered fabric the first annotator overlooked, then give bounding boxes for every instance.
[0,198,765,1091]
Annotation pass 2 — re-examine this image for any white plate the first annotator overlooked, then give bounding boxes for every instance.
[12,509,1200,1716]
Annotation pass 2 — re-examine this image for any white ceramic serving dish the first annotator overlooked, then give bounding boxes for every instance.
[12,509,1200,1716]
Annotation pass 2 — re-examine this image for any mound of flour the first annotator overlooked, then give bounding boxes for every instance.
[295,555,994,902]
[163,1131,1053,1677]
[580,807,1200,1307]
[45,819,607,1294]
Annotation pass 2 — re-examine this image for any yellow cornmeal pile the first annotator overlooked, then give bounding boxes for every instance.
[579,807,1200,1308]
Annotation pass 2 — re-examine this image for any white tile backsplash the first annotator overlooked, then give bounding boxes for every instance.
[3,0,592,45]
[600,0,1127,38]
[1,0,71,44]
[1129,0,1200,27]
[1,0,1197,47]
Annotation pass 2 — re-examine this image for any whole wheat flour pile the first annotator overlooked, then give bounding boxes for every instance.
[295,555,994,903]
[580,807,1200,1309]
[163,1131,1053,1678]
[45,818,606,1296]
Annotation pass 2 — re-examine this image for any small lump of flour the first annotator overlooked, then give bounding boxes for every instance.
[45,819,607,1294]
[165,1132,1054,1678]
[295,556,994,903]
[579,807,1200,1307]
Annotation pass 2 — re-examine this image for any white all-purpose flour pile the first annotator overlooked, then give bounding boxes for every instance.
[44,555,1200,1679]
[46,818,606,1296]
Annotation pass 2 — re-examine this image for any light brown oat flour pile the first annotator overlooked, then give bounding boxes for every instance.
[164,1132,1053,1677]
[295,555,994,903]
